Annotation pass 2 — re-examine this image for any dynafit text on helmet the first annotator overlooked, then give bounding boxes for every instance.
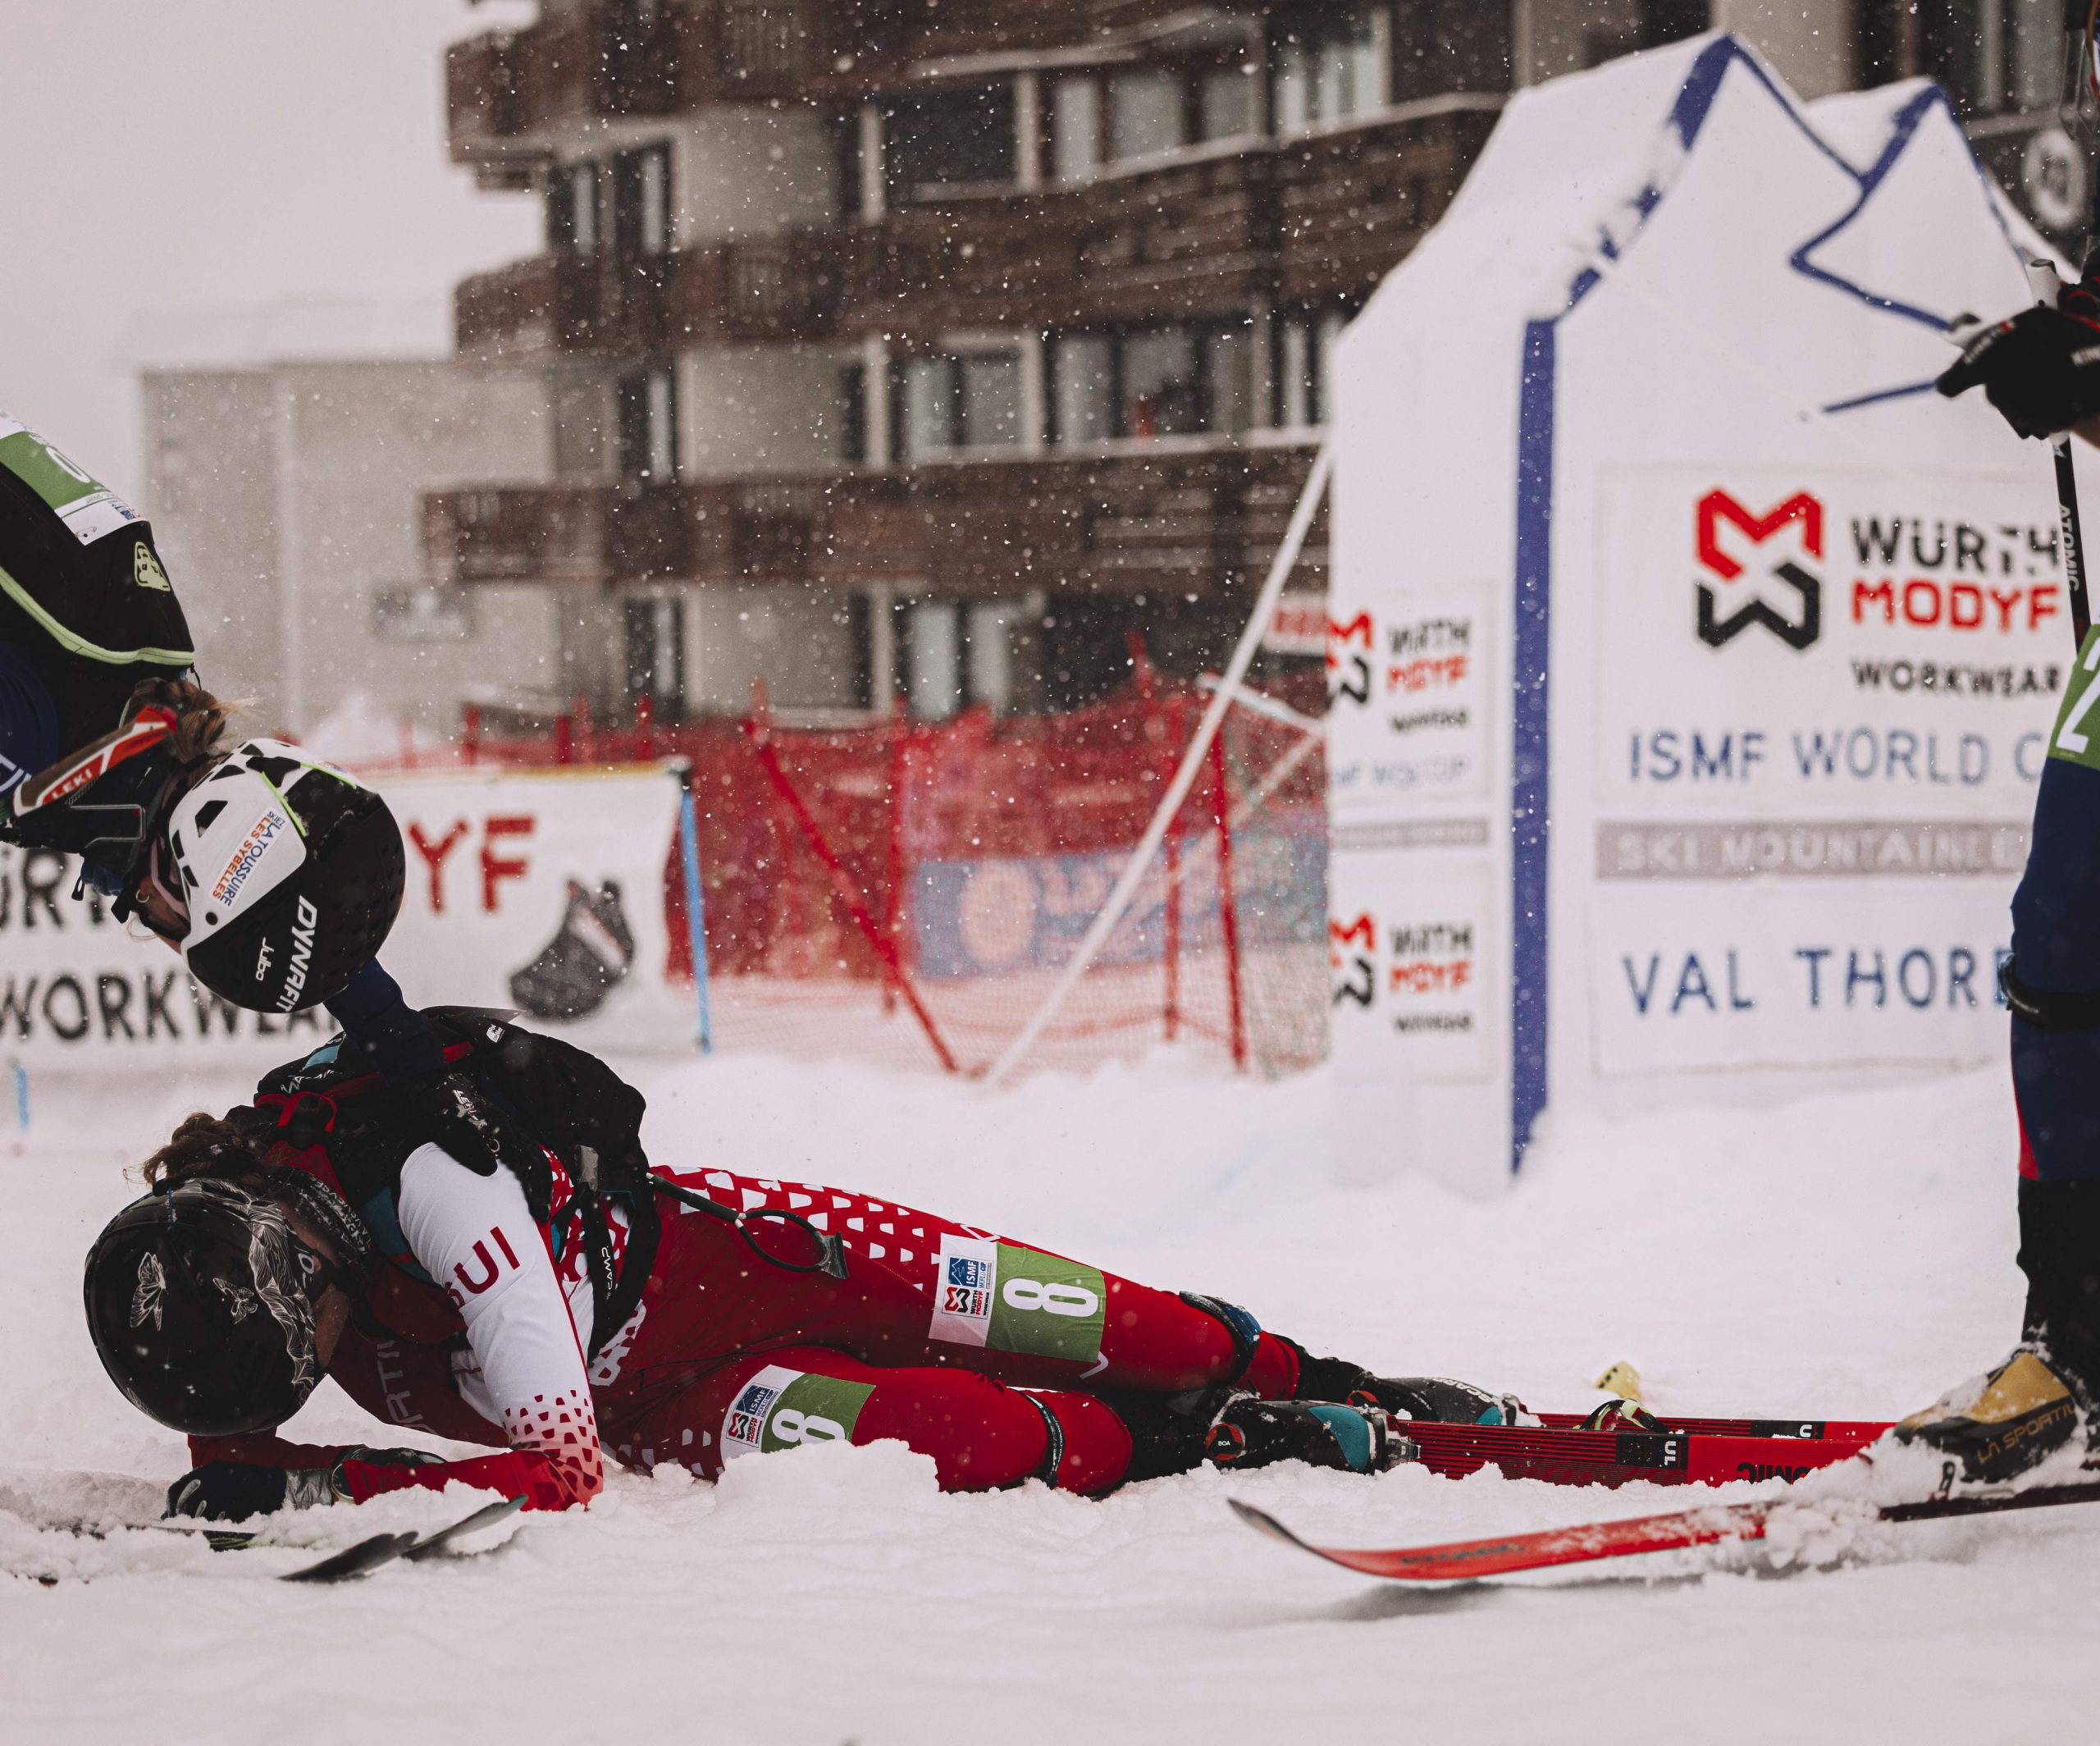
[0,413,540,1187]
[84,1009,1531,1523]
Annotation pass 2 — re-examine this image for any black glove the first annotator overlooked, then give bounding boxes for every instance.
[1937,302,2100,441]
[399,1067,553,1218]
[166,1461,331,1521]
[165,1446,440,1520]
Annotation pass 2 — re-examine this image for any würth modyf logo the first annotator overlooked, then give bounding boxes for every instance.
[1695,488,1824,651]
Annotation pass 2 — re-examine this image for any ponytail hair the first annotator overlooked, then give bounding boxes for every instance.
[139,1109,378,1280]
[140,1110,275,1190]
[127,676,240,768]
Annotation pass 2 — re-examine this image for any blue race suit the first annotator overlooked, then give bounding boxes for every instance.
[2012,650,2100,1180]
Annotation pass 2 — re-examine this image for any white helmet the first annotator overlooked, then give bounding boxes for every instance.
[152,740,406,1012]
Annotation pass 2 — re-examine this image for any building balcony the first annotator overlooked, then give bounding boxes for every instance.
[455,238,844,363]
[423,479,818,588]
[676,234,847,343]
[424,484,690,587]
[454,254,670,362]
[448,1,827,176]
[848,107,1498,337]
[811,444,1323,597]
[422,442,1323,599]
[448,1,1258,164]
[454,102,1497,364]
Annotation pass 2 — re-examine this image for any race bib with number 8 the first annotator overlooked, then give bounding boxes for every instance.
[928,1235,1107,1365]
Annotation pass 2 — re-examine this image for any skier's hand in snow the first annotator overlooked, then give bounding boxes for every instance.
[397,1067,553,1218]
[167,1447,444,1520]
[1938,300,2100,441]
[166,1460,330,1520]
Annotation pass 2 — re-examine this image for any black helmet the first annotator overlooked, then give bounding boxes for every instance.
[155,739,406,1012]
[84,1180,325,1437]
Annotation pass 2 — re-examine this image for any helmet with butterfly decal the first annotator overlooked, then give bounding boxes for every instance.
[83,1177,333,1437]
[148,739,407,1012]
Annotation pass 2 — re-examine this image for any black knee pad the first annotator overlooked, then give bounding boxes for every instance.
[1178,1291,1262,1383]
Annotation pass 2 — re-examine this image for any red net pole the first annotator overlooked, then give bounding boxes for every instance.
[1162,692,1185,1044]
[1130,633,1176,1043]
[883,699,907,1017]
[744,716,961,1075]
[1208,724,1247,1073]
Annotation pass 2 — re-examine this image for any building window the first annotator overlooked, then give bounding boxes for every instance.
[1856,0,2058,117]
[1051,323,1254,444]
[617,364,678,481]
[897,348,1025,462]
[547,160,602,251]
[1122,328,1203,436]
[966,600,1027,716]
[1200,63,1260,140]
[1392,1,1514,100]
[1053,333,1116,444]
[1276,304,1354,428]
[612,143,672,255]
[885,83,1017,203]
[960,352,1021,448]
[623,594,686,719]
[554,374,611,479]
[722,0,804,84]
[899,596,1028,720]
[1112,69,1188,160]
[839,362,870,465]
[1207,327,1254,432]
[1273,5,1390,134]
[1090,56,1262,167]
[1581,1,1707,71]
[372,586,475,643]
[2007,0,2061,112]
[1052,76,1102,183]
[906,599,962,720]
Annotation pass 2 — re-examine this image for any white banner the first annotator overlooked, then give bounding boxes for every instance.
[1328,588,1495,815]
[0,764,695,1069]
[1330,34,2081,1189]
[1583,466,2050,1076]
[378,764,692,1051]
[1327,824,1495,1086]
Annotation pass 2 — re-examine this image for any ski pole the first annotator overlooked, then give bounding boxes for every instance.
[2025,258,2093,649]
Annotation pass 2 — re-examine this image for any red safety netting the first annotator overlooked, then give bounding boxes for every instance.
[357,672,1326,1080]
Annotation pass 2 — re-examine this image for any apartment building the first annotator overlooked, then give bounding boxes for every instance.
[143,351,556,739]
[427,1,2083,726]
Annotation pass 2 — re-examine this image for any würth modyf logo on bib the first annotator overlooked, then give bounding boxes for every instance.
[1694,488,1823,651]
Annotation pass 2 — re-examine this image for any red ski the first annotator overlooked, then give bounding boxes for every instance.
[1400,1418,1885,1490]
[1230,1478,2100,1585]
[1532,1411,1888,1443]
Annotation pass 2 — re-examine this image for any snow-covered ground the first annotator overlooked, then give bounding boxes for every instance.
[3,1046,2093,1744]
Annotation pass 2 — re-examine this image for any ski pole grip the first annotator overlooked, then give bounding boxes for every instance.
[2028,258,2066,309]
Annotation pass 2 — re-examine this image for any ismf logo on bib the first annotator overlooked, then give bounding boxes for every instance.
[927,1234,1107,1366]
[720,1365,874,1462]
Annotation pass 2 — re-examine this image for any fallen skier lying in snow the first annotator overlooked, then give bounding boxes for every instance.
[85,1009,1523,1521]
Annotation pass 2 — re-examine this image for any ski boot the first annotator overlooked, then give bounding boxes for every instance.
[1892,1348,2084,1484]
[1204,1396,1414,1475]
[1288,1342,1534,1427]
[1893,1177,2100,1484]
